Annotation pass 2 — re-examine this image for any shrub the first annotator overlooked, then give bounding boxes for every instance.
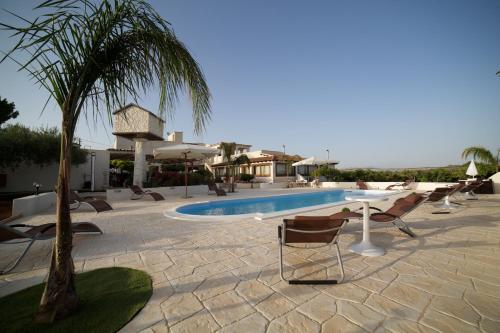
[311,163,495,183]
[239,173,254,182]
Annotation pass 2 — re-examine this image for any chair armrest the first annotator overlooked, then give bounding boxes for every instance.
[371,212,399,219]
[355,206,383,212]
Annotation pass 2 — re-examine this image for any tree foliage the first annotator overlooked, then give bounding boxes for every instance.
[462,146,498,172]
[312,164,496,183]
[1,0,211,321]
[0,96,19,126]
[0,124,87,170]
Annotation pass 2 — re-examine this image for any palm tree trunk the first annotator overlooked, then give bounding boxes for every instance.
[35,114,78,323]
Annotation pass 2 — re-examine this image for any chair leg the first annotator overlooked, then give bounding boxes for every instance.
[335,243,344,283]
[0,239,36,274]
[279,241,341,285]
[392,218,416,238]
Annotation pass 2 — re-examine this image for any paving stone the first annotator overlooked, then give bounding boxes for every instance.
[235,279,274,306]
[464,291,500,321]
[365,293,420,321]
[429,295,480,326]
[271,280,320,304]
[322,314,368,333]
[337,300,385,332]
[170,309,219,333]
[138,320,169,333]
[255,292,296,320]
[164,264,195,280]
[120,304,164,333]
[203,291,255,327]
[382,283,432,312]
[399,275,465,299]
[267,310,320,333]
[353,276,389,293]
[421,309,479,333]
[218,312,268,333]
[479,317,500,333]
[317,283,370,303]
[296,293,337,323]
[194,272,239,301]
[160,293,204,325]
[380,318,438,333]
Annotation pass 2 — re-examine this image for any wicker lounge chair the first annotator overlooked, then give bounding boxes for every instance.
[70,191,113,213]
[278,217,347,284]
[130,185,165,201]
[0,221,102,274]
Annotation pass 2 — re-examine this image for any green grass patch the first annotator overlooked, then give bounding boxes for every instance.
[0,267,152,333]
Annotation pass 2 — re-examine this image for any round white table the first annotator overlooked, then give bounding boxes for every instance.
[345,195,389,257]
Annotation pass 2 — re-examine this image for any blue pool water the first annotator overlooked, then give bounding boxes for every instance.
[176,190,377,216]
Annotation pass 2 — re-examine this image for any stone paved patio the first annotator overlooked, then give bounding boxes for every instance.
[1,188,500,332]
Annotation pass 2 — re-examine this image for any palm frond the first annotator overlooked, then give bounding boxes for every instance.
[1,0,211,133]
[461,146,496,165]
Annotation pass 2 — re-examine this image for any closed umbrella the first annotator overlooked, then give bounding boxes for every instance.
[154,144,219,198]
[466,159,478,179]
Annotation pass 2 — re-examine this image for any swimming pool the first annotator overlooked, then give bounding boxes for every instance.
[172,189,393,220]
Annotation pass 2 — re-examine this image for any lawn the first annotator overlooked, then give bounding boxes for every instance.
[0,267,152,333]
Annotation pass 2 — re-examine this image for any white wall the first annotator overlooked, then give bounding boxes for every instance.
[489,172,500,194]
[0,149,110,192]
[320,181,457,191]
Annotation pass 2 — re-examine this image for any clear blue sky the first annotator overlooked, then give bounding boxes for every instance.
[1,0,499,168]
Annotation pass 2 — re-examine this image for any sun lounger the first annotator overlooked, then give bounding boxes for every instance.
[294,193,427,238]
[278,217,347,284]
[426,183,465,210]
[459,181,483,200]
[356,180,368,190]
[358,193,428,237]
[207,183,227,196]
[130,185,165,201]
[0,221,102,274]
[385,179,413,190]
[295,174,309,187]
[70,191,113,213]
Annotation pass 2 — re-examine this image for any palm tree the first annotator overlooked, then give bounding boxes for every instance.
[1,0,210,322]
[220,142,236,192]
[462,146,498,173]
[234,154,252,181]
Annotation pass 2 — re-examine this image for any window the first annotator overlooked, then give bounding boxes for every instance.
[253,164,271,177]
[240,166,249,174]
[276,163,294,177]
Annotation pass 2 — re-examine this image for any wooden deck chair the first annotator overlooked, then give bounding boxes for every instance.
[130,185,165,201]
[278,218,347,284]
[0,221,102,274]
[70,191,113,213]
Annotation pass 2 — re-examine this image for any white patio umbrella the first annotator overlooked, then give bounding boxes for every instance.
[154,144,219,198]
[466,159,478,178]
[292,156,338,167]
